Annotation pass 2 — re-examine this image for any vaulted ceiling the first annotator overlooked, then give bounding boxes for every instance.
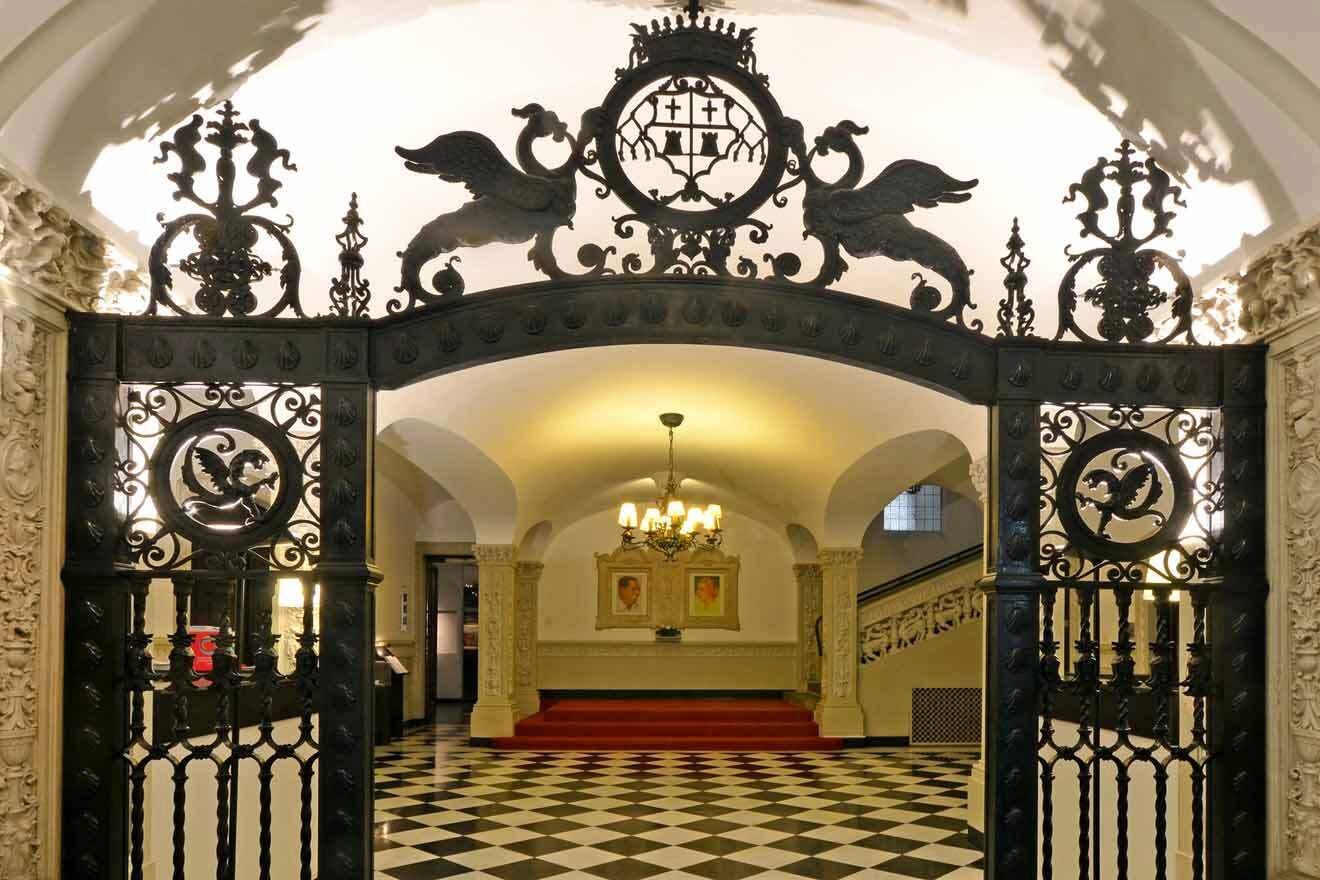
[2,0,1315,545]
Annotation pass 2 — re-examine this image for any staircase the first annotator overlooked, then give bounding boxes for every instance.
[492,698,844,751]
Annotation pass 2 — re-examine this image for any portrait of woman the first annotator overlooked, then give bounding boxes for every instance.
[690,573,723,616]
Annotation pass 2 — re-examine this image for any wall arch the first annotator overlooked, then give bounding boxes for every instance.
[377,416,518,544]
[821,429,972,548]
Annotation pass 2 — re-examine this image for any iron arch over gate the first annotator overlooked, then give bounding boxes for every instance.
[61,5,1266,880]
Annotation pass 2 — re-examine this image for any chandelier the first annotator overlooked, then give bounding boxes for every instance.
[618,413,722,560]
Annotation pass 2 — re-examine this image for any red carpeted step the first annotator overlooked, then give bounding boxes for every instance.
[513,719,822,737]
[491,735,844,752]
[493,698,842,752]
[539,698,814,723]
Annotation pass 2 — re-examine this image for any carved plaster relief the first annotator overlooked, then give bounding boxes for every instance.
[1235,222,1320,340]
[794,563,822,690]
[1285,351,1320,875]
[819,549,862,699]
[859,565,982,661]
[471,545,518,737]
[0,313,50,878]
[0,168,124,313]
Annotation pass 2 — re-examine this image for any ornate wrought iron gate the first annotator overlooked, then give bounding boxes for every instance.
[59,4,1266,879]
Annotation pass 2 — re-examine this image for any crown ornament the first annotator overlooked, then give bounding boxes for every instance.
[622,2,762,83]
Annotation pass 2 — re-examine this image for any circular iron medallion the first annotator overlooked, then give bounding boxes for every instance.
[596,58,788,232]
[150,410,303,550]
[1055,429,1194,563]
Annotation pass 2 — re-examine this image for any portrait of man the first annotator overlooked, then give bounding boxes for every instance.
[690,573,723,616]
[613,572,648,615]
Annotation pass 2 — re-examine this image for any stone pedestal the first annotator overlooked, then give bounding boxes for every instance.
[470,545,518,739]
[816,548,865,738]
[513,561,544,720]
[794,563,822,694]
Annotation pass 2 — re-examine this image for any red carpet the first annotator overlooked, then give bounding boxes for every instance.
[492,698,844,751]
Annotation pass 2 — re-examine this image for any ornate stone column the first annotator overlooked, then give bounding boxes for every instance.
[513,561,544,720]
[794,563,823,694]
[470,544,518,739]
[816,548,865,738]
[0,164,127,878]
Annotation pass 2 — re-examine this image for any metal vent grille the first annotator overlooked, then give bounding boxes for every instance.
[911,687,981,745]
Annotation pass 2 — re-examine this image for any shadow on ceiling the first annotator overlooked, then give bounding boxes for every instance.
[1017,0,1295,281]
[33,0,330,222]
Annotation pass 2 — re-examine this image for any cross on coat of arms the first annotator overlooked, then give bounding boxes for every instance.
[615,74,768,208]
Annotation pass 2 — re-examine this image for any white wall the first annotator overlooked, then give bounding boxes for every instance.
[859,488,982,588]
[142,714,317,880]
[858,620,981,738]
[1041,722,1182,878]
[372,446,477,718]
[538,508,797,643]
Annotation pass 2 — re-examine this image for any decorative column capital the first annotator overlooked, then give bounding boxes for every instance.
[472,544,516,564]
[818,548,863,568]
[969,456,989,509]
[1234,220,1320,340]
[0,164,142,313]
[516,561,545,580]
[792,562,822,579]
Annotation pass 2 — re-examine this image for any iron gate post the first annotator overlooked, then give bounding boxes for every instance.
[982,401,1041,878]
[62,321,129,879]
[1209,350,1268,879]
[316,382,381,879]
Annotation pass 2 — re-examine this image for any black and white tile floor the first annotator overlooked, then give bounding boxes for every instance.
[372,723,983,879]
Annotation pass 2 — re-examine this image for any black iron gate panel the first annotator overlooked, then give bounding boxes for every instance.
[984,138,1269,879]
[61,100,380,880]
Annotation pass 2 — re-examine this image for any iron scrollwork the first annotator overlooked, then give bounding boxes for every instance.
[1040,403,1220,584]
[118,382,322,572]
[147,102,306,318]
[391,5,982,329]
[1054,140,1196,344]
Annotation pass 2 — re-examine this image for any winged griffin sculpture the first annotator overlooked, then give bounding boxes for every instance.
[392,104,601,311]
[1076,458,1166,539]
[181,437,280,528]
[785,120,980,328]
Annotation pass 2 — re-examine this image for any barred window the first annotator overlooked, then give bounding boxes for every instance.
[883,485,942,532]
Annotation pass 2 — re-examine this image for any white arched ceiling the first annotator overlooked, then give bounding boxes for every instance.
[377,417,518,544]
[1,0,1319,326]
[822,429,971,547]
[375,345,985,543]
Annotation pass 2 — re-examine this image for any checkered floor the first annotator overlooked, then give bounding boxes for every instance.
[373,723,983,879]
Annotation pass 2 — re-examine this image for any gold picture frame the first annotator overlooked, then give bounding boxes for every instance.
[680,549,740,630]
[595,546,658,628]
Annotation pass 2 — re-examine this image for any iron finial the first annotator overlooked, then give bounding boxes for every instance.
[997,217,1034,338]
[328,192,372,318]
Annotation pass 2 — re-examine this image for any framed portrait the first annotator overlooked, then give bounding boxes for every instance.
[612,570,650,616]
[596,547,659,628]
[680,550,739,630]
